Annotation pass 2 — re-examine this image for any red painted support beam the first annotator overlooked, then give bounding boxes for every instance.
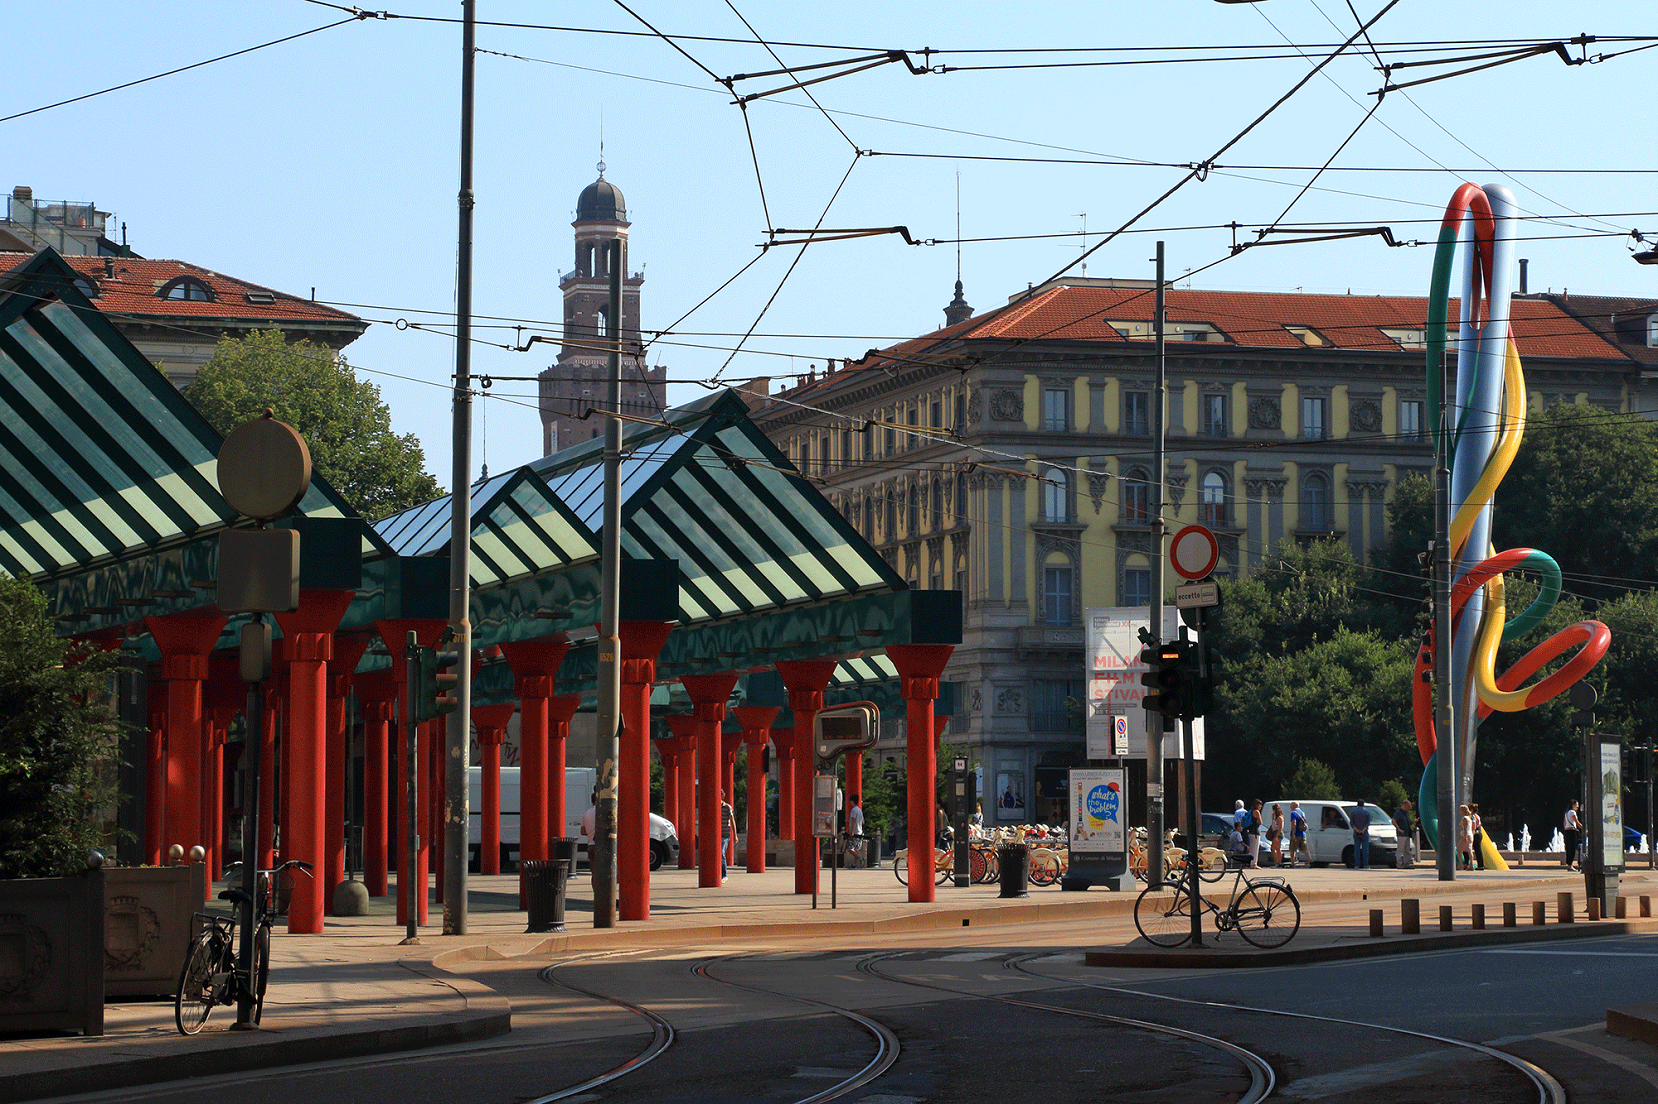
[731,706,779,874]
[145,688,166,866]
[374,618,449,927]
[498,639,570,909]
[259,685,278,870]
[471,703,517,876]
[775,660,840,895]
[547,694,582,844]
[656,736,679,828]
[887,644,955,904]
[322,636,369,912]
[664,715,696,869]
[145,612,228,899]
[618,622,673,920]
[680,673,739,889]
[204,656,246,879]
[771,727,795,844]
[354,669,397,897]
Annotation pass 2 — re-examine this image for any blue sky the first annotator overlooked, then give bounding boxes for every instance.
[10,1,1655,490]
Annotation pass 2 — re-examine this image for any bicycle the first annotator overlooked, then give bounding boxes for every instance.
[892,846,953,886]
[1133,857,1300,949]
[175,859,311,1034]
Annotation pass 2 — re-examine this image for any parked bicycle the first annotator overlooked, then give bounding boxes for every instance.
[175,859,312,1034]
[1133,856,1299,949]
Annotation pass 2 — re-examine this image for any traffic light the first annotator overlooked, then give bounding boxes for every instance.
[1139,641,1190,719]
[413,629,461,722]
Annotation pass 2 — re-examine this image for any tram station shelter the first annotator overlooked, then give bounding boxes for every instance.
[1,248,961,935]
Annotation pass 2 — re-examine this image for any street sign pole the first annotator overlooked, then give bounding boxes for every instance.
[1147,240,1167,890]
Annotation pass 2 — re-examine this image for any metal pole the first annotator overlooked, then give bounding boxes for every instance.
[235,641,263,1029]
[1186,612,1204,947]
[402,632,421,945]
[1146,241,1167,889]
[442,0,477,938]
[593,238,624,927]
[1434,352,1456,882]
[1647,747,1654,871]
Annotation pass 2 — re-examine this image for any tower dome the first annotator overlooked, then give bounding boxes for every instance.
[576,172,627,222]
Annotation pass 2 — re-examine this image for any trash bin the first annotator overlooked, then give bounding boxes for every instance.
[998,843,1029,899]
[551,837,578,875]
[522,859,568,934]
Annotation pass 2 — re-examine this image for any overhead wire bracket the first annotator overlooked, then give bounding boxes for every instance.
[720,49,932,104]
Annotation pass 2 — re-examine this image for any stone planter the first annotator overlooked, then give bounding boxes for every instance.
[0,868,104,1036]
[103,864,208,998]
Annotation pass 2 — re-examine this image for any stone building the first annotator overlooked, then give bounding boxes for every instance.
[752,274,1642,826]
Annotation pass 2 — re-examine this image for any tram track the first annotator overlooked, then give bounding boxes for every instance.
[857,951,1276,1104]
[1009,952,1566,1104]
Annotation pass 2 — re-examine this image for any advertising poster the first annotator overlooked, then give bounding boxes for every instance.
[1600,742,1623,869]
[1084,607,1205,760]
[995,771,1026,817]
[1070,769,1124,854]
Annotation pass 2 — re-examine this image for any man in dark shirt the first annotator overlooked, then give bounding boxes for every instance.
[1391,799,1414,867]
[1349,801,1373,869]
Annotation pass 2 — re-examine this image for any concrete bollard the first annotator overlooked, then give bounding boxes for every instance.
[1615,896,1626,919]
[1532,901,1546,925]
[1558,891,1574,923]
[1439,904,1453,931]
[1502,901,1516,927]
[1369,908,1384,938]
[1401,898,1420,934]
[1587,897,1602,922]
[1471,903,1485,930]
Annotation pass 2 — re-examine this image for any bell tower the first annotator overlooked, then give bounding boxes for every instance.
[538,162,667,456]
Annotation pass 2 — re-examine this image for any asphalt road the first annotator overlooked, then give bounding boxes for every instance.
[41,927,1658,1104]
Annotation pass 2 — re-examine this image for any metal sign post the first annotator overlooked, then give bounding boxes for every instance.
[1586,730,1625,915]
[402,632,421,946]
[811,703,879,910]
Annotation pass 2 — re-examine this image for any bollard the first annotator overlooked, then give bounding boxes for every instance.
[1532,900,1546,925]
[1587,897,1601,922]
[1642,895,1652,918]
[1471,903,1485,930]
[1558,891,1574,923]
[1502,901,1516,927]
[1401,898,1420,934]
[1615,896,1627,919]
[1439,904,1453,931]
[1369,908,1384,938]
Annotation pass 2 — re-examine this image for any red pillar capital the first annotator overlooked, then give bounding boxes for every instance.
[774,659,841,895]
[680,673,738,889]
[886,643,955,904]
[145,611,228,896]
[731,706,779,743]
[499,638,570,903]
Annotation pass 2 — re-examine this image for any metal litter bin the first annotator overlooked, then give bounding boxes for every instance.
[551,836,577,875]
[998,843,1030,899]
[522,858,568,933]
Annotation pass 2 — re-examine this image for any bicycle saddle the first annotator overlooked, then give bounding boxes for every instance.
[218,887,252,906]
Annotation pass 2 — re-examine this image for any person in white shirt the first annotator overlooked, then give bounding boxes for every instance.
[1563,801,1582,869]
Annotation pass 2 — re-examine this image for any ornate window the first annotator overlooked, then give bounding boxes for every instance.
[1203,393,1229,437]
[955,472,968,524]
[1123,467,1150,524]
[1123,567,1151,607]
[1301,472,1331,530]
[907,484,919,535]
[1042,387,1071,432]
[1201,471,1227,527]
[158,276,213,302]
[1042,564,1074,626]
[1302,396,1328,440]
[1399,399,1425,443]
[1124,391,1149,436]
[930,478,943,527]
[1040,466,1070,523]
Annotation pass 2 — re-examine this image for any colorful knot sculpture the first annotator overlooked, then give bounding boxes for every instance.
[1412,183,1610,865]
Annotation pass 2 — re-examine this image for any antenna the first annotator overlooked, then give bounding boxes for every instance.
[598,110,606,177]
[955,172,962,284]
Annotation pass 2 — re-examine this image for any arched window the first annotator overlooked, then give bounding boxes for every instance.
[1201,471,1227,527]
[1123,467,1150,525]
[1040,466,1069,522]
[1043,559,1074,625]
[955,472,968,524]
[158,276,213,302]
[596,304,610,338]
[1302,472,1330,530]
[907,484,919,534]
[930,478,942,527]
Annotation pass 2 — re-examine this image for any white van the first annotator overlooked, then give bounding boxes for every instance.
[1274,799,1398,868]
[468,766,595,872]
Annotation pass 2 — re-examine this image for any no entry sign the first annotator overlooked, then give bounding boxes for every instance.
[1169,524,1219,581]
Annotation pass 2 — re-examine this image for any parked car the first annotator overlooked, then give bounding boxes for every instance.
[1266,799,1398,868]
[1174,812,1238,855]
[577,813,680,871]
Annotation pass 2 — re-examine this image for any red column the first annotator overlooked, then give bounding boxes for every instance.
[722,728,739,867]
[145,612,228,897]
[775,660,840,895]
[664,715,696,868]
[204,656,246,879]
[731,706,778,874]
[145,687,166,866]
[274,591,353,934]
[547,694,582,843]
[771,727,795,844]
[322,637,369,912]
[374,618,448,927]
[656,736,679,828]
[619,622,673,920]
[472,703,516,876]
[259,687,278,869]
[680,674,738,888]
[354,669,396,896]
[846,751,864,821]
[888,644,955,904]
[498,639,569,908]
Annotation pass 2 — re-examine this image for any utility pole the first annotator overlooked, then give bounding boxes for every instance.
[1434,349,1455,882]
[1146,241,1167,889]
[593,238,624,927]
[443,0,477,935]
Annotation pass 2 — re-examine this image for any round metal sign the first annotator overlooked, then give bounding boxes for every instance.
[217,412,311,520]
[1169,523,1220,581]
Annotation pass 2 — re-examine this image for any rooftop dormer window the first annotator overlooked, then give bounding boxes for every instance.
[71,276,98,300]
[158,276,214,302]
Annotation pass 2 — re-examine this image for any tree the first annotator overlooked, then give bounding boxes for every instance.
[1284,758,1343,800]
[0,574,124,878]
[184,329,443,521]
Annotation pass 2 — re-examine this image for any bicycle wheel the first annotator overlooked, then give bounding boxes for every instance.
[983,849,1000,883]
[174,930,220,1035]
[252,921,271,1024]
[1028,852,1059,887]
[1197,848,1230,883]
[892,853,909,885]
[1134,882,1193,948]
[934,850,952,886]
[1235,882,1301,949]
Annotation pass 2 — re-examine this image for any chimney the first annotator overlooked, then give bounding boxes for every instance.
[12,185,32,204]
[740,377,770,402]
[1519,258,1528,295]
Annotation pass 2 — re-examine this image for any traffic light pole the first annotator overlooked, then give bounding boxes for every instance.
[1146,241,1167,890]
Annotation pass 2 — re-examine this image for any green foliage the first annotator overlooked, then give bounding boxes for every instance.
[1377,778,1410,813]
[1283,758,1343,800]
[0,575,125,878]
[858,754,902,834]
[184,328,442,520]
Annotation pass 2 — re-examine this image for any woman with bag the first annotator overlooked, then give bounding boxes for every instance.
[1268,803,1285,867]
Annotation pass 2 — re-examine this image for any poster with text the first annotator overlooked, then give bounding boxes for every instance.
[1600,742,1623,869]
[1085,607,1205,759]
[1070,769,1124,853]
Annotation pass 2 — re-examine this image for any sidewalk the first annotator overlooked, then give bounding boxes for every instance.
[3,860,1653,1102]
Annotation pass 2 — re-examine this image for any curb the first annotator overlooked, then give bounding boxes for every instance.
[0,968,510,1104]
[1084,917,1658,969]
[1606,1002,1658,1047]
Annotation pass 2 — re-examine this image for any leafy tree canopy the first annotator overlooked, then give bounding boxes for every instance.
[0,574,124,878]
[184,329,443,521]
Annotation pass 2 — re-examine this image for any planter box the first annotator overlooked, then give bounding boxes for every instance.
[0,869,104,1036]
[103,864,208,998]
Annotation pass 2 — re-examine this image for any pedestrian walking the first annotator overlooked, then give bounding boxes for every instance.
[1268,803,1285,867]
[1247,799,1264,868]
[1392,799,1415,868]
[1457,804,1474,869]
[1288,801,1310,866]
[1350,800,1373,869]
[1469,803,1485,870]
[720,798,736,878]
[1562,801,1581,870]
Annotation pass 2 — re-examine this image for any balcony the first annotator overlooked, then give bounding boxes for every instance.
[1013,624,1085,658]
